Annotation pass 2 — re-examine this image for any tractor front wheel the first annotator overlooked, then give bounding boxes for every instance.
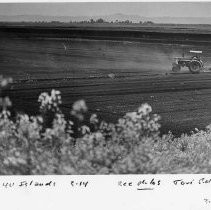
[188,60,202,74]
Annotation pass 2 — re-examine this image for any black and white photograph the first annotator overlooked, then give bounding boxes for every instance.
[1,1,211,175]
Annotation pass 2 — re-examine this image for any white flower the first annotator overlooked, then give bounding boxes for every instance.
[80,125,90,135]
[90,114,98,124]
[138,103,152,115]
[72,100,87,112]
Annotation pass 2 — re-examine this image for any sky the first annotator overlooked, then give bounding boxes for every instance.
[0,2,211,17]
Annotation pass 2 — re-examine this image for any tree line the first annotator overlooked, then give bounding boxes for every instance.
[74,18,154,25]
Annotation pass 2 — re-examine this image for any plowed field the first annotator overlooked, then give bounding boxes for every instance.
[1,26,211,134]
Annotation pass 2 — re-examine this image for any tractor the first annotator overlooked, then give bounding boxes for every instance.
[172,50,204,74]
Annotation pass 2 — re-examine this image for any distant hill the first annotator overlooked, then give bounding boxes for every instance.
[1,13,211,24]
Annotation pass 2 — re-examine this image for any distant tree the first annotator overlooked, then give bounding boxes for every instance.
[90,19,95,23]
[143,21,154,25]
[96,18,105,23]
[51,21,61,24]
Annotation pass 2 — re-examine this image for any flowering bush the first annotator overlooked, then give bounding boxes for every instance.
[38,89,62,113]
[1,78,211,174]
[0,76,12,110]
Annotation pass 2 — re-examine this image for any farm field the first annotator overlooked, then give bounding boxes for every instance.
[1,26,211,135]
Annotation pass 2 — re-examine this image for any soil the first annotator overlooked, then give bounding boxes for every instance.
[1,25,211,135]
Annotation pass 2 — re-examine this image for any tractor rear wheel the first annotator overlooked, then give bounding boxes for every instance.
[188,60,202,74]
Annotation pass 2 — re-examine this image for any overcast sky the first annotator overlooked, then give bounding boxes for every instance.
[1,2,211,17]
